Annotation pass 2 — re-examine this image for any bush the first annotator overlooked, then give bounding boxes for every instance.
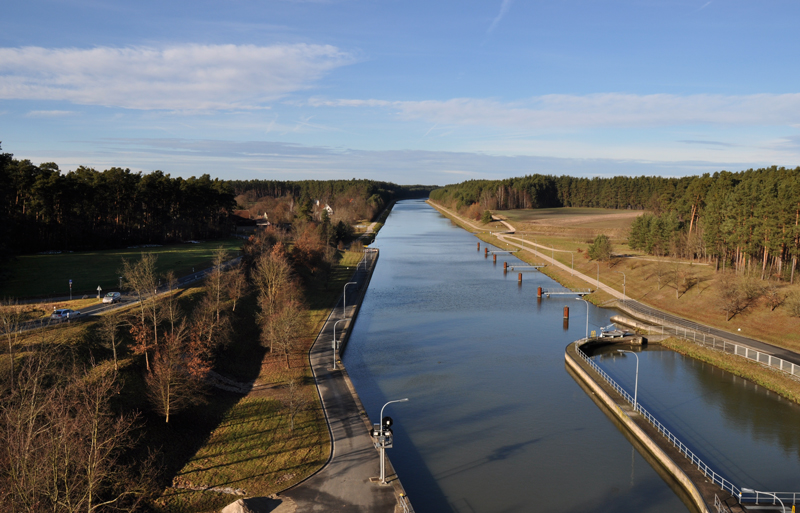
[588,234,612,261]
[481,210,493,224]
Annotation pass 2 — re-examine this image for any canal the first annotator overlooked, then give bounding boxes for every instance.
[343,199,800,512]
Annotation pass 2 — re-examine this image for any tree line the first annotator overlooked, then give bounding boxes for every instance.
[430,166,800,282]
[0,145,236,256]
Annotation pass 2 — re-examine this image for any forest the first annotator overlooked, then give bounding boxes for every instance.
[0,148,235,255]
[429,167,800,282]
[0,145,435,257]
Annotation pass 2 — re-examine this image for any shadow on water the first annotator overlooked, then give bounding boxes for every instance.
[565,363,703,513]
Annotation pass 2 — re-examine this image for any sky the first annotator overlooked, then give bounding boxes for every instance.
[2,0,800,185]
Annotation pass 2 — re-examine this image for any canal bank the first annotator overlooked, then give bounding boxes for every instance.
[280,246,413,512]
[565,339,746,513]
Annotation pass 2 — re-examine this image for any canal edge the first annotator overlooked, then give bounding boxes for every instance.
[565,340,750,513]
[338,249,414,512]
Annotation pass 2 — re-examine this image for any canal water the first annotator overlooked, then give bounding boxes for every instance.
[344,200,689,512]
[344,199,800,512]
[593,346,800,492]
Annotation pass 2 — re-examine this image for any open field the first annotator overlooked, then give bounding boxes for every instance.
[0,238,243,299]
[498,207,645,240]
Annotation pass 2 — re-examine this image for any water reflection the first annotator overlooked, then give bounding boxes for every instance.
[344,200,690,513]
[594,346,800,491]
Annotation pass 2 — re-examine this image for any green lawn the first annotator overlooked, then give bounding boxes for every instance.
[0,238,243,299]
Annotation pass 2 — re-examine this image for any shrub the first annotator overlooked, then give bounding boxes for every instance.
[588,234,612,261]
[481,210,493,224]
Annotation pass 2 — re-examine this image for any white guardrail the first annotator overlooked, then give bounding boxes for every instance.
[622,302,800,379]
[574,342,741,496]
[575,340,800,508]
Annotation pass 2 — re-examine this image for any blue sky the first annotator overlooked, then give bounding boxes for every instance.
[2,0,800,185]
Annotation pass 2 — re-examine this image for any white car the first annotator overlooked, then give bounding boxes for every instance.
[102,292,121,304]
[51,308,80,320]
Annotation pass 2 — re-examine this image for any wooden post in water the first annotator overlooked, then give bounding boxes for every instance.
[563,306,569,319]
[518,273,522,283]
[503,261,508,271]
[537,287,543,298]
[477,242,480,250]
[493,254,497,263]
[484,247,488,257]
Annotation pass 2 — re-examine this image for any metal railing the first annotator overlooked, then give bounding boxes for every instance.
[574,341,742,498]
[738,490,799,506]
[620,302,800,379]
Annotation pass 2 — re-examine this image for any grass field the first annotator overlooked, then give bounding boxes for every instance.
[0,238,244,299]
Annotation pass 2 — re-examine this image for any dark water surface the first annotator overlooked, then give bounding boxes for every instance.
[594,346,800,492]
[344,200,691,513]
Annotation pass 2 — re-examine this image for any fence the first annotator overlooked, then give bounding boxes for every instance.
[620,302,800,380]
[574,341,742,498]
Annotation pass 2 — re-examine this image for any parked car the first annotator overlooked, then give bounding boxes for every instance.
[102,292,121,304]
[51,308,80,320]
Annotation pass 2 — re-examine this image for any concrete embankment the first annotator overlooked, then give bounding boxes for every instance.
[565,340,746,513]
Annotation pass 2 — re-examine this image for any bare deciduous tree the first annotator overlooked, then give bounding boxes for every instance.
[121,253,159,371]
[261,300,307,369]
[0,351,156,510]
[97,310,127,372]
[225,265,247,312]
[0,299,23,390]
[146,321,209,423]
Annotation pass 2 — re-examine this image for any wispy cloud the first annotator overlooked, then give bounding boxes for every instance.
[26,110,77,117]
[697,1,713,12]
[21,137,761,184]
[679,139,736,147]
[314,93,800,129]
[488,0,514,34]
[0,44,353,110]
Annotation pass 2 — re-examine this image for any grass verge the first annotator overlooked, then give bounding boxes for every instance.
[1,238,243,298]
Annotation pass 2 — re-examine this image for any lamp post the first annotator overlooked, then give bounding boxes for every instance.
[343,282,357,318]
[615,271,626,302]
[617,350,639,412]
[595,262,600,290]
[570,252,574,275]
[375,398,409,484]
[740,488,785,512]
[333,319,346,370]
[576,297,589,340]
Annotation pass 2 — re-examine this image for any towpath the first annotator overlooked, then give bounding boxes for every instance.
[232,250,409,513]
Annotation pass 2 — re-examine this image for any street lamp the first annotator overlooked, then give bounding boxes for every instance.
[595,262,600,290]
[373,398,409,484]
[615,271,626,302]
[570,252,574,275]
[740,488,785,512]
[617,350,639,412]
[576,297,589,340]
[332,319,346,370]
[343,282,357,318]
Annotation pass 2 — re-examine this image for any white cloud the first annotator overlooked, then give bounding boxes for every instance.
[26,110,76,117]
[316,93,800,129]
[17,137,768,185]
[0,44,353,110]
[488,0,514,34]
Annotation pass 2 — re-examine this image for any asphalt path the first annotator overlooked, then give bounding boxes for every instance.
[280,250,402,512]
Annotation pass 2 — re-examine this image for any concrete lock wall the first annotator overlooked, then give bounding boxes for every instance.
[564,342,711,513]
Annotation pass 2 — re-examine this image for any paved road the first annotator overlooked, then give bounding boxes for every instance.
[281,250,402,512]
[15,256,242,331]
